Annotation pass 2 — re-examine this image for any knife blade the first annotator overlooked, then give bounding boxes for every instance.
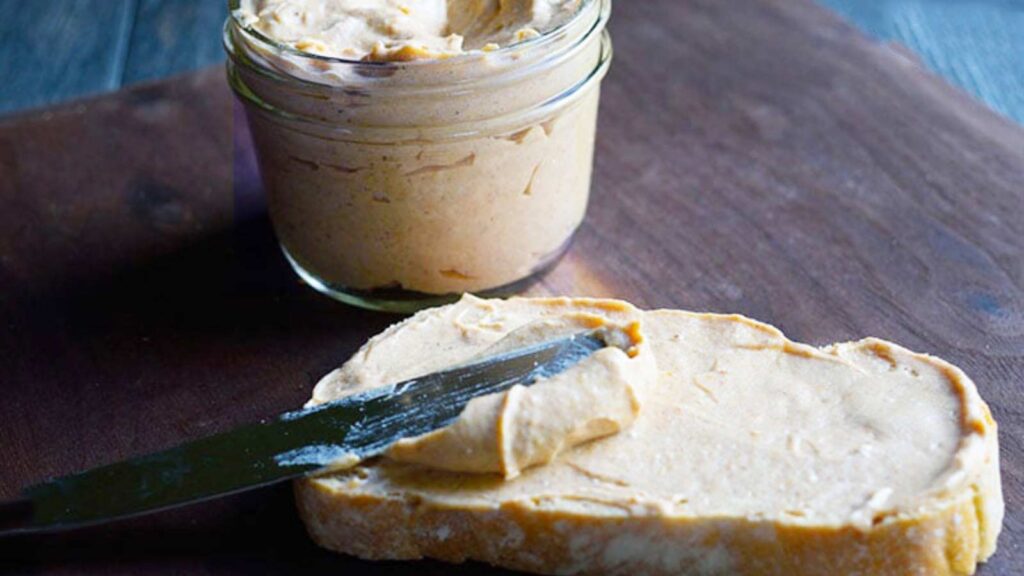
[0,331,605,536]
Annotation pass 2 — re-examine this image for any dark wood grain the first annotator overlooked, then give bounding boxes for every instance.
[0,0,136,115]
[123,0,227,85]
[0,0,1022,574]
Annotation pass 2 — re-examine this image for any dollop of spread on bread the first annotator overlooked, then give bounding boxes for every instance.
[309,295,656,478]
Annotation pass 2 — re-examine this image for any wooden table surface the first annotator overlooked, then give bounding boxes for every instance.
[1,0,1022,574]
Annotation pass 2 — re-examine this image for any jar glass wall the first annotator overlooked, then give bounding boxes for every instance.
[225,0,612,312]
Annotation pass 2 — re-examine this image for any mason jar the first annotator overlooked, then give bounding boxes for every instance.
[225,0,613,312]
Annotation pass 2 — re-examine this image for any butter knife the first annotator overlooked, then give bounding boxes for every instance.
[0,332,604,536]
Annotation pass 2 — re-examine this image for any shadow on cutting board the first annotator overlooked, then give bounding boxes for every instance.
[0,71,442,573]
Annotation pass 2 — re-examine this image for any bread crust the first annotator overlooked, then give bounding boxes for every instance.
[297,436,999,575]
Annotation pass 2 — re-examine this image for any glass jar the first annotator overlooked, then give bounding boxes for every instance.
[224,0,612,313]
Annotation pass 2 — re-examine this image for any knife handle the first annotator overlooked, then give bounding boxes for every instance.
[0,498,34,537]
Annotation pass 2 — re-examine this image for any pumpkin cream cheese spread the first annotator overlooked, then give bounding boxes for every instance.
[298,296,1003,575]
[310,295,655,478]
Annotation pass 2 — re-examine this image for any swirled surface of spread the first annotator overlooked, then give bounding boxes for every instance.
[237,0,583,61]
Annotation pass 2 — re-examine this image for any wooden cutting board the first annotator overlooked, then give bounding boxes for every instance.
[1,0,1021,573]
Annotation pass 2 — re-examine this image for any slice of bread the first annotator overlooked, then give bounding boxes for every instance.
[296,296,1003,575]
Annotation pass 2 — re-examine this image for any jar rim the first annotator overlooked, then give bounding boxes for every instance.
[224,0,610,97]
[226,0,596,69]
[232,28,612,143]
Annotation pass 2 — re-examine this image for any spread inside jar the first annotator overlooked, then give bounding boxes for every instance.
[236,0,585,61]
[228,0,610,310]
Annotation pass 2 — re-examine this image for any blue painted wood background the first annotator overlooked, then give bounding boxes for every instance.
[0,0,1021,124]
